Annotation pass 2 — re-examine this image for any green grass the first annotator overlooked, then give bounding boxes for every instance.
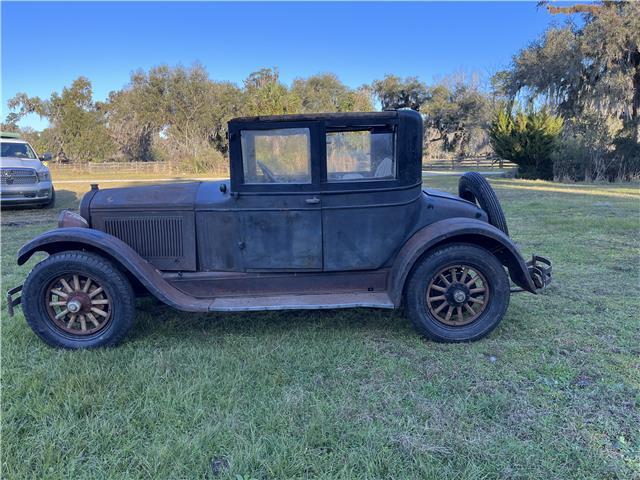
[2,176,639,479]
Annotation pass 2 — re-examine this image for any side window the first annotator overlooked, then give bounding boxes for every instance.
[241,128,311,184]
[326,128,396,182]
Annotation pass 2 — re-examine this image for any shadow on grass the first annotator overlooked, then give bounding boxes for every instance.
[127,297,412,344]
[1,190,79,221]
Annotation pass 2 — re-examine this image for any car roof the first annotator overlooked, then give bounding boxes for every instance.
[0,137,29,144]
[229,110,399,124]
[1,131,21,138]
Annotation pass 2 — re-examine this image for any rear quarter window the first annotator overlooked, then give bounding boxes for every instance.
[326,128,395,182]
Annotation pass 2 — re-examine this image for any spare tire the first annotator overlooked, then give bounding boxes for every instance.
[458,172,509,236]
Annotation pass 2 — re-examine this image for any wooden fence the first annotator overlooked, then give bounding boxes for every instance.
[423,156,516,171]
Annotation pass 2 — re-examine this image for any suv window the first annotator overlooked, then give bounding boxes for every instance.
[326,128,395,182]
[1,142,37,159]
[241,128,311,184]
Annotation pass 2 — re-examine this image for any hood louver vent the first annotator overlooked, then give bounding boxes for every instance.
[104,216,184,258]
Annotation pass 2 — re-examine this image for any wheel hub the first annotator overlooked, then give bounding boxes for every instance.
[45,273,112,335]
[426,265,490,326]
[66,299,82,313]
[451,288,468,305]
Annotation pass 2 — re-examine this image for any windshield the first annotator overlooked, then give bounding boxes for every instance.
[1,142,38,159]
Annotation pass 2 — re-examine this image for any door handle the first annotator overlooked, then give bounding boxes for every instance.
[305,197,321,204]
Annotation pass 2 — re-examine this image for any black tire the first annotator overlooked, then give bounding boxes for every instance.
[458,172,509,235]
[405,243,510,342]
[41,187,56,209]
[22,250,135,349]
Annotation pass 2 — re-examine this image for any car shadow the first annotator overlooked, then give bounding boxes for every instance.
[127,298,413,344]
[1,189,78,211]
[0,189,78,226]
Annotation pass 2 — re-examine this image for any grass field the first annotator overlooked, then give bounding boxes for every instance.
[1,175,639,479]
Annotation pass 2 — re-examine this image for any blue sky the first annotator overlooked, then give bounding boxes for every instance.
[2,1,567,130]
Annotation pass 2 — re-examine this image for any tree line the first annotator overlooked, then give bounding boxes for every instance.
[3,1,638,181]
[3,66,494,173]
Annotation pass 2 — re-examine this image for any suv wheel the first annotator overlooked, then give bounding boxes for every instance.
[22,251,135,349]
[405,243,510,342]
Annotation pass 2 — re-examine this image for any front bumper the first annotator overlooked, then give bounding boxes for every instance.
[0,181,53,205]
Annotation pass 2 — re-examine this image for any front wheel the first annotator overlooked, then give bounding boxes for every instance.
[404,243,510,342]
[41,187,56,209]
[22,251,135,349]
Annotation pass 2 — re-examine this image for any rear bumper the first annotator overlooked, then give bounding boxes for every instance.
[6,285,22,317]
[525,255,552,291]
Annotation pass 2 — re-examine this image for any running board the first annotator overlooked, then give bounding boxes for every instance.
[207,292,395,312]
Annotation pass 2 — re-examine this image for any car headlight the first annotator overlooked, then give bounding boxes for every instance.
[37,171,50,182]
[58,210,89,228]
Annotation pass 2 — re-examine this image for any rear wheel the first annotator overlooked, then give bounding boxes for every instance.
[22,251,135,349]
[405,243,510,342]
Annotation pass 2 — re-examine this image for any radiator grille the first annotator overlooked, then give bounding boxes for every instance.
[1,168,38,185]
[104,216,183,258]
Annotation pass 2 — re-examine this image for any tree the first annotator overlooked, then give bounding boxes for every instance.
[7,77,115,162]
[291,74,373,113]
[498,1,640,180]
[489,108,563,180]
[371,75,428,110]
[106,64,243,169]
[242,68,300,116]
[420,79,493,158]
[102,89,156,162]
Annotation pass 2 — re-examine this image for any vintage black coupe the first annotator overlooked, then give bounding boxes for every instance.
[8,110,551,348]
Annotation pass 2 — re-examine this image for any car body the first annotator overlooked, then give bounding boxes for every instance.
[8,110,552,348]
[0,133,55,207]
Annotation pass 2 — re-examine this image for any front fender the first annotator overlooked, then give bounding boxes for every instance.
[388,218,537,306]
[17,227,209,312]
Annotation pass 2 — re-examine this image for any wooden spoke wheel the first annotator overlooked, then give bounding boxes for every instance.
[405,244,510,343]
[426,264,489,326]
[45,273,112,335]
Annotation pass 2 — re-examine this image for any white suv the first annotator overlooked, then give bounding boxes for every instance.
[1,133,55,208]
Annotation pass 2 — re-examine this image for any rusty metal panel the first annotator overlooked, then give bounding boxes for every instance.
[164,269,388,298]
[240,209,322,270]
[208,292,394,312]
[196,211,244,271]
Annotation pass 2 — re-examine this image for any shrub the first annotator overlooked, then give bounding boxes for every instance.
[553,110,639,182]
[489,108,563,180]
[610,132,640,181]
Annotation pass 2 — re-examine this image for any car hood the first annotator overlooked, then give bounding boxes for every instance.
[0,157,46,170]
[89,181,203,211]
[87,179,234,214]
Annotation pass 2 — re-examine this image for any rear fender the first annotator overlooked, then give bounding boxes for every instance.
[388,218,537,306]
[17,227,209,312]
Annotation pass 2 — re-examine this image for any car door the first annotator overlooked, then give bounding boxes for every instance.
[228,121,324,271]
[320,121,423,271]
